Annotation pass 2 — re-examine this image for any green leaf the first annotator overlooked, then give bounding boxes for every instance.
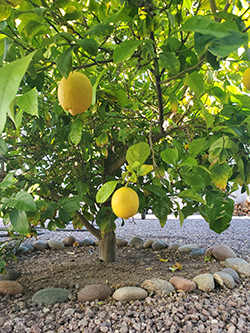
[189,137,206,157]
[126,142,150,167]
[209,161,231,190]
[200,106,214,128]
[152,198,172,227]
[185,72,204,94]
[56,46,74,78]
[160,148,178,166]
[14,191,36,212]
[113,40,143,64]
[178,189,205,204]
[0,172,17,189]
[179,157,197,167]
[76,181,88,198]
[42,202,58,220]
[0,51,36,134]
[96,132,108,147]
[137,164,153,176]
[9,208,30,235]
[59,208,71,224]
[88,22,114,37]
[78,38,98,56]
[16,88,38,116]
[0,137,7,155]
[62,198,81,212]
[181,171,206,190]
[96,181,118,203]
[159,52,180,75]
[69,118,82,145]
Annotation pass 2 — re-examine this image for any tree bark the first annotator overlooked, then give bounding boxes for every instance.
[98,230,116,262]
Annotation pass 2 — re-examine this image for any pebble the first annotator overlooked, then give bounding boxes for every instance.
[22,243,35,251]
[151,240,167,250]
[221,268,240,282]
[32,288,71,305]
[78,238,95,246]
[232,262,250,278]
[224,258,248,268]
[47,239,65,250]
[169,276,197,292]
[189,247,205,258]
[212,244,237,260]
[113,287,147,301]
[141,278,175,295]
[33,241,49,251]
[0,268,20,281]
[116,238,128,246]
[78,284,111,302]
[0,280,23,295]
[129,236,144,248]
[168,243,182,250]
[213,272,235,289]
[193,273,215,292]
[143,239,154,248]
[16,245,30,255]
[62,235,76,246]
[178,244,198,253]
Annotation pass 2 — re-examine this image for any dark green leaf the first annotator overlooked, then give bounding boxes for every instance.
[0,137,7,155]
[178,189,205,204]
[9,208,30,235]
[62,198,81,212]
[189,137,206,157]
[88,22,114,37]
[78,38,98,56]
[209,161,231,190]
[59,208,71,224]
[159,52,180,75]
[152,198,172,227]
[56,47,74,79]
[42,202,58,220]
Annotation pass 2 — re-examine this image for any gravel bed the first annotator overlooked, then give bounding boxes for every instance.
[1,215,250,332]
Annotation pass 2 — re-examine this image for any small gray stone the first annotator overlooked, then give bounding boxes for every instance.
[189,248,205,259]
[178,244,198,253]
[224,258,248,268]
[192,273,215,292]
[78,239,95,246]
[16,246,30,255]
[129,236,144,248]
[116,238,128,247]
[152,240,167,250]
[221,268,240,282]
[0,268,20,281]
[143,239,154,248]
[212,244,237,261]
[141,278,175,296]
[62,236,76,246]
[47,239,65,250]
[78,284,111,302]
[213,272,235,289]
[33,241,49,251]
[168,243,182,250]
[232,262,250,278]
[32,288,71,305]
[113,287,147,301]
[22,243,35,251]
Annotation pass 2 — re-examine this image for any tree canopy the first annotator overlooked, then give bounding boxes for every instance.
[0,0,250,264]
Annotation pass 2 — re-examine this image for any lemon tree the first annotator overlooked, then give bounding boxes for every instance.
[0,0,250,264]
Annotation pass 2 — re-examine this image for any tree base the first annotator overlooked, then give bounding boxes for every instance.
[98,230,116,262]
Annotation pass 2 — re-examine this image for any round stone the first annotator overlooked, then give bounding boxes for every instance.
[177,244,198,253]
[78,284,111,302]
[0,280,23,295]
[152,240,167,250]
[224,258,248,268]
[221,268,240,282]
[116,238,128,247]
[232,263,250,278]
[113,287,147,301]
[169,277,197,292]
[0,268,20,281]
[22,243,35,251]
[189,248,205,259]
[141,278,175,296]
[16,245,30,255]
[192,273,215,292]
[213,272,235,289]
[47,239,65,250]
[143,239,154,248]
[62,236,76,246]
[78,239,95,246]
[32,288,71,305]
[212,244,237,261]
[129,236,144,248]
[33,241,49,251]
[168,243,182,251]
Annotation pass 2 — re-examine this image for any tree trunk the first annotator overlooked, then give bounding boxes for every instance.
[98,230,116,262]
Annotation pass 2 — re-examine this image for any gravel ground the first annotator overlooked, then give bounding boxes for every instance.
[1,215,250,333]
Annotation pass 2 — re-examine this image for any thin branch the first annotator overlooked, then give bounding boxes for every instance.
[73,59,113,69]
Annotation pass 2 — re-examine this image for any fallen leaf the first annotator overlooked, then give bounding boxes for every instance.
[146,267,154,271]
[159,258,169,262]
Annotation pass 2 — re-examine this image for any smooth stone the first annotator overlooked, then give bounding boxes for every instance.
[178,244,198,254]
[113,287,147,301]
[0,281,23,295]
[33,241,49,251]
[212,244,237,261]
[141,278,175,296]
[16,246,30,255]
[78,239,95,246]
[221,268,240,282]
[116,238,128,247]
[129,236,144,248]
[168,243,182,251]
[224,258,248,268]
[0,268,20,281]
[63,236,76,246]
[232,263,250,278]
[152,240,167,250]
[189,248,205,259]
[192,273,215,292]
[78,284,111,302]
[169,277,196,292]
[143,239,154,248]
[22,243,35,251]
[204,246,215,258]
[213,272,235,289]
[47,239,65,250]
[32,288,71,305]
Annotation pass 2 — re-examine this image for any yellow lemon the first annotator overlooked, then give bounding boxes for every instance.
[243,68,250,90]
[57,72,93,116]
[111,187,139,220]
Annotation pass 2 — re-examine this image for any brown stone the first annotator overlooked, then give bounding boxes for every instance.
[212,244,237,261]
[169,276,196,292]
[62,236,76,246]
[0,280,23,295]
[78,284,111,302]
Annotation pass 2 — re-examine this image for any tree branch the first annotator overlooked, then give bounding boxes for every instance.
[77,212,102,240]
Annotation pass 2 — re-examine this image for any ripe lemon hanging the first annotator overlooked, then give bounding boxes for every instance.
[57,72,93,116]
[243,68,250,90]
[111,187,139,220]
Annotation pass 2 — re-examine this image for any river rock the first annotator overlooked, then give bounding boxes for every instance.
[129,236,144,248]
[0,281,23,295]
[143,239,154,248]
[204,246,215,258]
[22,243,35,251]
[141,278,175,296]
[224,258,248,268]
[213,272,235,289]
[32,288,71,305]
[152,240,167,250]
[221,268,240,282]
[16,246,30,255]
[169,277,196,292]
[78,284,111,302]
[0,268,20,281]
[212,244,237,261]
[193,273,215,292]
[113,287,147,301]
[116,238,128,247]
[48,239,65,250]
[63,236,76,246]
[168,243,182,251]
[178,244,198,253]
[33,241,49,251]
[232,262,250,278]
[78,239,95,246]
[189,248,205,259]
